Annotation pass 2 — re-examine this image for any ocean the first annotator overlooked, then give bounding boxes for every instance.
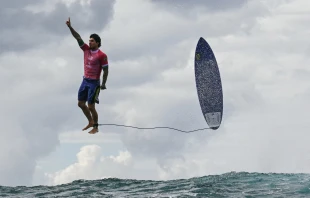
[1,172,310,197]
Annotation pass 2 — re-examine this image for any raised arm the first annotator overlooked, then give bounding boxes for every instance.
[66,17,84,46]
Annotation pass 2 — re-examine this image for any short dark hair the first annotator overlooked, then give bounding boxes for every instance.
[90,33,101,48]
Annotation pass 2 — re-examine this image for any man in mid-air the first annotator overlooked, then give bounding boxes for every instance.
[66,17,109,134]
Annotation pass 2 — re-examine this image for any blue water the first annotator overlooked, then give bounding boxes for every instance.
[1,172,310,197]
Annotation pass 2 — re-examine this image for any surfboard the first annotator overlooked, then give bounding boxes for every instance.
[194,37,223,130]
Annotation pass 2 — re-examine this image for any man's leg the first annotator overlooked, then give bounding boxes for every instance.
[78,100,94,130]
[86,81,101,134]
[87,103,99,134]
[78,78,95,130]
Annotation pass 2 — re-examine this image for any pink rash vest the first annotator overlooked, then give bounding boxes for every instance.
[80,43,108,80]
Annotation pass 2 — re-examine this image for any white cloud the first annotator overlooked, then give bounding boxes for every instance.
[45,145,134,185]
[109,150,132,166]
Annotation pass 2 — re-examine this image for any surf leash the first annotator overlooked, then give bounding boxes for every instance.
[97,123,211,133]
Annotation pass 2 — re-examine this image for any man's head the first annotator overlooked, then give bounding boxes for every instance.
[89,33,101,50]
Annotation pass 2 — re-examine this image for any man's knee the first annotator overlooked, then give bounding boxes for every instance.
[78,101,86,108]
[88,103,96,112]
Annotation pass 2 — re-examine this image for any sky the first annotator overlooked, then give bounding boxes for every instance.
[1,0,310,187]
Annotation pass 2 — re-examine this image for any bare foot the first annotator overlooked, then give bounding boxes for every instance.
[88,127,99,134]
[82,122,94,131]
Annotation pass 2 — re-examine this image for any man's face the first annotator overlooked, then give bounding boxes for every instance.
[89,38,98,49]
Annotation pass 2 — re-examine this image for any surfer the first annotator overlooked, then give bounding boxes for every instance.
[66,17,109,134]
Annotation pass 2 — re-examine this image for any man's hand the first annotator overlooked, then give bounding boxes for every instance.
[66,17,82,41]
[100,84,106,90]
[66,17,71,27]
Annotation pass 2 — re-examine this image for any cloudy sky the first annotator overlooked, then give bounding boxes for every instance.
[1,0,310,187]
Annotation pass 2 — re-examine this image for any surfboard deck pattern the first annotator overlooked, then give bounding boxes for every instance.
[195,37,223,130]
